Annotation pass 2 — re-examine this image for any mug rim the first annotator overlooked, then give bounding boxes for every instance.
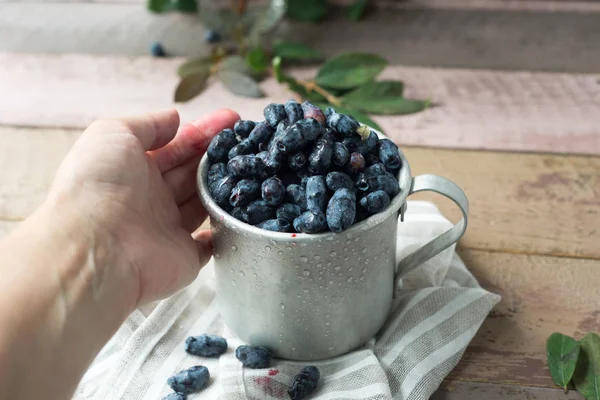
[197,128,412,243]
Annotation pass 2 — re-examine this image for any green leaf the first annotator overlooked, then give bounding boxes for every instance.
[246,47,269,74]
[273,41,323,60]
[341,80,429,115]
[547,333,581,390]
[218,70,264,98]
[343,80,404,100]
[147,0,197,13]
[574,333,600,400]
[174,67,210,102]
[247,0,287,47]
[251,0,287,34]
[220,55,251,75]
[272,56,284,83]
[317,103,383,133]
[316,53,387,90]
[286,0,328,22]
[177,57,212,78]
[348,0,369,21]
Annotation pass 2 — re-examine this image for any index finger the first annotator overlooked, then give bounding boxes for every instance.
[150,108,240,173]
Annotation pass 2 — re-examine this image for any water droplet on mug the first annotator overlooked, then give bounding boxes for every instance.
[348,266,353,271]
[328,346,335,351]
[230,268,234,273]
[338,282,342,286]
[328,280,334,285]
[215,253,221,259]
[374,255,378,260]
[362,248,367,254]
[327,262,332,267]
[286,246,292,251]
[316,262,323,268]
[343,247,348,252]
[314,255,321,261]
[364,259,370,265]
[258,255,263,260]
[347,277,354,283]
[325,321,330,326]
[292,347,296,351]
[346,239,352,244]
[360,276,364,281]
[354,237,359,242]
[231,280,236,286]
[253,273,258,278]
[344,257,349,262]
[300,256,308,263]
[265,245,271,251]
[351,248,356,253]
[329,251,337,257]
[280,303,285,310]
[294,265,300,269]
[239,271,245,277]
[303,269,311,276]
[302,289,310,293]
[231,245,238,251]
[278,251,283,256]
[334,265,341,271]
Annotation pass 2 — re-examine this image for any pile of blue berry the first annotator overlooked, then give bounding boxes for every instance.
[206,101,402,233]
[163,334,320,399]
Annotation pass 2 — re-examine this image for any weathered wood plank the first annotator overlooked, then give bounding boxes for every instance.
[0,126,79,220]
[432,380,584,399]
[403,147,600,259]
[0,221,19,237]
[449,249,600,387]
[3,1,600,74]
[2,54,599,155]
[6,0,600,10]
[2,126,600,259]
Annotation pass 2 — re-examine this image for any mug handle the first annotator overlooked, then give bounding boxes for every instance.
[393,174,469,297]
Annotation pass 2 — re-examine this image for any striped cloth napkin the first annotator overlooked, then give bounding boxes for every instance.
[74,201,500,400]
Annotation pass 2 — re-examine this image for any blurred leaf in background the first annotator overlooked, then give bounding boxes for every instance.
[147,0,197,13]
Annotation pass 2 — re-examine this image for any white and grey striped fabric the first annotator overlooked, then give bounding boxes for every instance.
[74,201,500,400]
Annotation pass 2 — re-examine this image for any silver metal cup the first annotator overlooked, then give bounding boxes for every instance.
[197,133,468,360]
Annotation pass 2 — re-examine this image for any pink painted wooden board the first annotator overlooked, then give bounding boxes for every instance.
[1,54,599,155]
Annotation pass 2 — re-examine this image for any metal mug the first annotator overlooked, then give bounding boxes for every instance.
[197,131,469,361]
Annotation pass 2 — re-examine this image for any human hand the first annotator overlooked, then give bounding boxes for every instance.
[47,108,240,307]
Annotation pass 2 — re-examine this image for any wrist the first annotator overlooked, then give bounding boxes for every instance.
[37,193,140,323]
[0,195,139,399]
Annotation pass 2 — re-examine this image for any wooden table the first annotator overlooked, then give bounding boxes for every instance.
[1,1,599,398]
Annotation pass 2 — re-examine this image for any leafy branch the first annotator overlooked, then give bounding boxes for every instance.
[547,332,600,399]
[149,0,429,133]
[147,0,372,23]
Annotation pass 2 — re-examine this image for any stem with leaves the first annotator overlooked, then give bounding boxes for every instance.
[294,80,341,106]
